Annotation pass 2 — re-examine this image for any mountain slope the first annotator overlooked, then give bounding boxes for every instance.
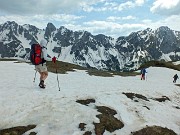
[0,61,179,135]
[0,21,180,71]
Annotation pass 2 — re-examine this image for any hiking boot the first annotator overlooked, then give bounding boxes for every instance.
[39,80,45,89]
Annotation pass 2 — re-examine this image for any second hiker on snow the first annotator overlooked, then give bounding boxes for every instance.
[141,68,147,80]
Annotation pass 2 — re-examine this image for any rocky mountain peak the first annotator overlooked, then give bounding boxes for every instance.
[0,21,180,71]
[45,23,56,40]
[46,23,56,31]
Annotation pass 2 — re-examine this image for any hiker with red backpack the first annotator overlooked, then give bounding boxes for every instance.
[30,39,56,88]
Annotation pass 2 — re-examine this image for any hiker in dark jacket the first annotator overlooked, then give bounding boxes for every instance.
[173,74,179,83]
[141,68,147,80]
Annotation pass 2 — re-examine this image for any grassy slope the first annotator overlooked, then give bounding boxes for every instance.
[139,60,180,71]
[1,59,180,77]
[46,61,140,77]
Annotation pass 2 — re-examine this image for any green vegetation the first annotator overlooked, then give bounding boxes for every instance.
[132,126,177,135]
[139,60,180,71]
[76,99,124,134]
[175,84,180,87]
[46,60,180,77]
[47,61,140,77]
[0,125,36,135]
[0,58,18,61]
[46,61,85,74]
[1,58,179,77]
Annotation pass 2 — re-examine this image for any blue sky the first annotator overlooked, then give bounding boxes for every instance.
[0,0,180,38]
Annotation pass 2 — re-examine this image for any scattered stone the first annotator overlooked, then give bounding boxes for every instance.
[83,131,92,135]
[79,123,86,131]
[29,132,37,135]
[94,106,124,135]
[122,92,149,101]
[153,96,170,102]
[132,125,177,135]
[175,84,180,87]
[143,106,150,110]
[95,114,124,133]
[134,100,139,102]
[94,123,105,135]
[96,106,117,115]
[76,99,95,106]
[175,106,180,109]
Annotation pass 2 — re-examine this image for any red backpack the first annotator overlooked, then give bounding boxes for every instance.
[30,44,42,65]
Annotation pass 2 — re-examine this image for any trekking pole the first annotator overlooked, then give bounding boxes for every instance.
[33,70,37,82]
[56,68,60,91]
[52,56,60,91]
[146,73,147,81]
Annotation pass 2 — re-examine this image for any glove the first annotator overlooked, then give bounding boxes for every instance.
[52,56,56,63]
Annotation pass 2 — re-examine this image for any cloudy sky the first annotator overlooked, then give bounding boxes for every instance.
[0,0,180,38]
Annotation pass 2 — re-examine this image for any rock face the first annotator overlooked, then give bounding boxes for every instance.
[0,21,180,71]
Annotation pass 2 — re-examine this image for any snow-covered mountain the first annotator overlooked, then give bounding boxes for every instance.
[0,61,179,135]
[0,21,180,71]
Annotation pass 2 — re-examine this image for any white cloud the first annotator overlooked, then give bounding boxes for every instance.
[39,19,147,38]
[150,0,180,15]
[0,0,87,15]
[142,19,152,24]
[0,0,111,14]
[107,16,136,21]
[142,15,180,31]
[135,0,145,6]
[0,14,148,38]
[164,14,180,23]
[0,0,147,14]
[116,1,135,11]
[163,15,180,31]
[0,14,84,29]
[122,16,137,20]
[115,0,145,11]
[82,1,116,12]
[82,0,146,12]
[81,20,146,37]
[107,16,121,21]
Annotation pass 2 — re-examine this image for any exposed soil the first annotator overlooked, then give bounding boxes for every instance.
[76,99,124,135]
[0,125,36,135]
[79,123,87,131]
[175,84,180,87]
[143,106,150,110]
[122,92,149,101]
[132,125,177,135]
[78,123,92,135]
[76,98,96,106]
[1,96,178,135]
[94,106,124,135]
[83,131,92,135]
[152,96,170,102]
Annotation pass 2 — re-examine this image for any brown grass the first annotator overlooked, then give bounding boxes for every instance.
[139,60,180,71]
[47,61,140,77]
[132,125,177,135]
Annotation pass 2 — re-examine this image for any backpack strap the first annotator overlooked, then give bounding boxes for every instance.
[41,47,47,66]
[42,46,47,49]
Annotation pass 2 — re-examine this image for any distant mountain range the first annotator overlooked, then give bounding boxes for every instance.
[0,21,180,71]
